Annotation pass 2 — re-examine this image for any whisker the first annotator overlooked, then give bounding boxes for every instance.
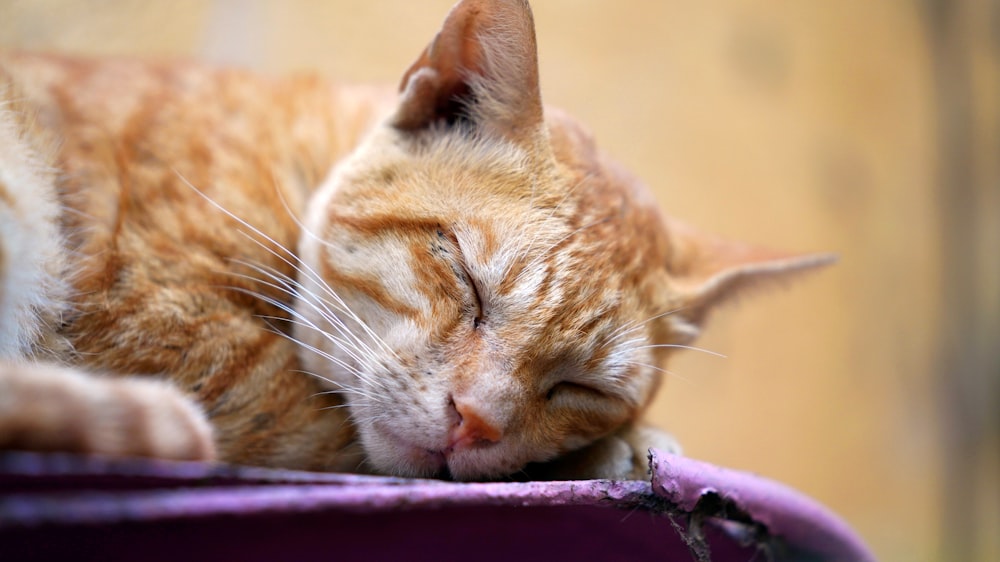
[623,361,693,385]
[316,403,354,411]
[226,262,387,374]
[231,228,398,362]
[175,170,296,260]
[629,344,727,359]
[173,174,400,401]
[229,289,389,400]
[311,389,355,399]
[266,183,401,362]
[603,307,687,348]
[175,170,398,362]
[254,311,377,382]
[262,317,390,397]
[291,377,380,410]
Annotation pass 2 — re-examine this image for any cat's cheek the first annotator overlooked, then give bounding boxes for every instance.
[356,419,445,478]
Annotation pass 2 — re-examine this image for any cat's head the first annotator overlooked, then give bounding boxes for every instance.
[296,0,830,480]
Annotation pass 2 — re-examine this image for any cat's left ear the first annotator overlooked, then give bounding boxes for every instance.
[392,0,545,148]
[664,218,836,330]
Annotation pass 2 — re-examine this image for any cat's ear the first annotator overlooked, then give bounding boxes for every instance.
[391,0,545,147]
[665,218,836,329]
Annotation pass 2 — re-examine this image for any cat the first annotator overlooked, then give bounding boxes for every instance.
[0,0,831,481]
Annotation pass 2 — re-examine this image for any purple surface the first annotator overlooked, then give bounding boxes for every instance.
[0,449,874,561]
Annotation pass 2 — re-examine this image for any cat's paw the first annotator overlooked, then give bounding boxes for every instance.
[526,423,682,481]
[0,362,215,461]
[619,423,683,459]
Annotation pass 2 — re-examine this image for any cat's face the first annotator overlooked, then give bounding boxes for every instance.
[294,0,828,480]
[297,124,669,479]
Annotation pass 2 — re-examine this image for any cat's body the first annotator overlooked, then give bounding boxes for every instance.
[0,0,828,480]
[0,54,389,471]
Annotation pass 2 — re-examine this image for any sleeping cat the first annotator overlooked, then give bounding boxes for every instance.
[0,0,830,480]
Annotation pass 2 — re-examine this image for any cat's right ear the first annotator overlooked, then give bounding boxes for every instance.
[391,0,545,148]
[663,218,836,335]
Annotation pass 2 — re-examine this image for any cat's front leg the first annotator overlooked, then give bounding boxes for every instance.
[0,362,215,461]
[528,423,682,481]
[616,422,684,476]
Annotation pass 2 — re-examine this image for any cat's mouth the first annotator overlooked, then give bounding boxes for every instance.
[372,424,447,475]
[428,453,454,481]
[422,448,451,479]
[424,443,516,482]
[376,424,505,480]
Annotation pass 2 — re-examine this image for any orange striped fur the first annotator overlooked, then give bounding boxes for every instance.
[0,0,829,480]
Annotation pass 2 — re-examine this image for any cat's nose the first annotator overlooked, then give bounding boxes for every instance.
[446,398,502,452]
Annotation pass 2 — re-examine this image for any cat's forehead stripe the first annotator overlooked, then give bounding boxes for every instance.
[328,212,444,237]
[320,258,418,317]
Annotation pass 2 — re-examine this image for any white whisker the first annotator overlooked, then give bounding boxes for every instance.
[231,228,397,361]
[226,261,387,374]
[175,170,397,361]
[265,187,401,362]
[174,172,401,407]
[286,369,375,404]
[265,178,393,348]
[623,361,693,385]
[603,307,687,349]
[629,344,727,359]
[254,321,377,391]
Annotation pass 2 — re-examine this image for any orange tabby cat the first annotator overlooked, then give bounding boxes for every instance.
[0,0,829,480]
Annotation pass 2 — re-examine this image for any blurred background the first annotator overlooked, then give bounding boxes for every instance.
[2,1,997,559]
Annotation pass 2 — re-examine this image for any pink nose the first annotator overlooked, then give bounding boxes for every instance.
[447,400,502,451]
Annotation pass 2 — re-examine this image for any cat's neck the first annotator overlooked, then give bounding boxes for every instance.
[278,79,397,200]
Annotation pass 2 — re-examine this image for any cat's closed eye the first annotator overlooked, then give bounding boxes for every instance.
[545,381,606,402]
[436,227,486,329]
[463,266,485,329]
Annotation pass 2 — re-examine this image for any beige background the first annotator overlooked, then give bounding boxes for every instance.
[2,1,997,560]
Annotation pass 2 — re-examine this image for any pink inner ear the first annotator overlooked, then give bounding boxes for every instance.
[393,16,485,131]
[390,0,544,142]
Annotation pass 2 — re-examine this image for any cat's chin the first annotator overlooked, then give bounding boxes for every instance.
[360,424,447,479]
[362,424,525,481]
